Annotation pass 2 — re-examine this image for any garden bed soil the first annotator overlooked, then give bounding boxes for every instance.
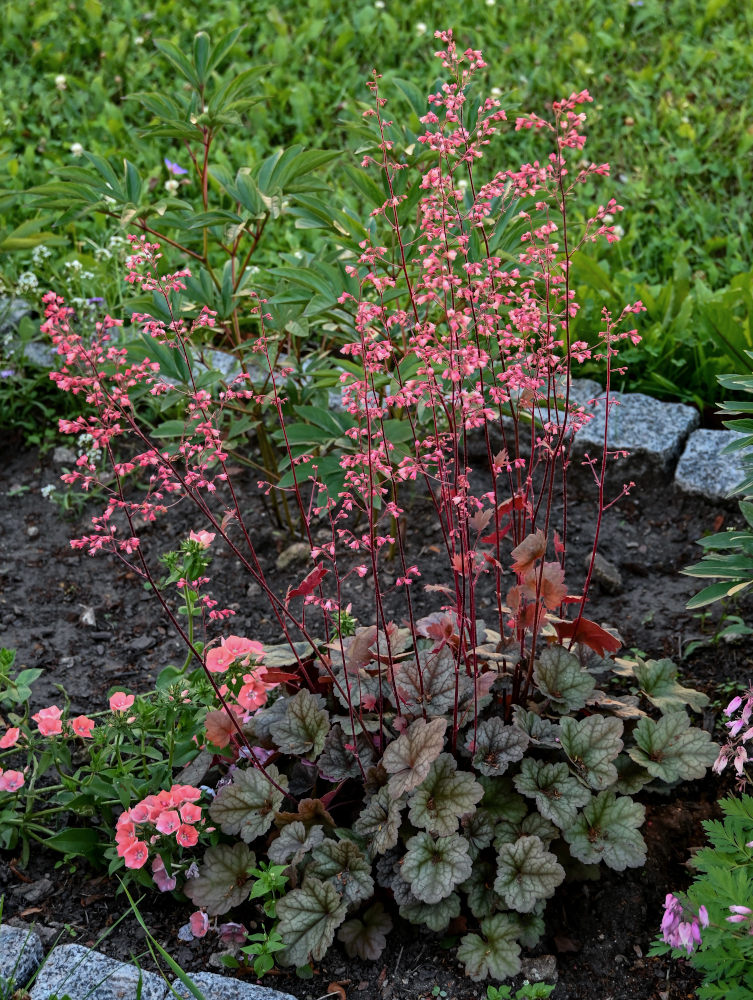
[2,435,752,1000]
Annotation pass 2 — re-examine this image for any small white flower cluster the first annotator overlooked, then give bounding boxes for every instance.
[63,260,95,282]
[31,245,52,266]
[16,272,39,295]
[70,142,84,157]
[77,432,103,464]
[55,74,67,91]
[41,484,57,501]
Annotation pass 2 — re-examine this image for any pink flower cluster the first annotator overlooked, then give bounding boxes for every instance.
[0,767,24,792]
[115,784,204,870]
[29,705,96,739]
[661,893,708,954]
[202,635,278,733]
[713,691,753,780]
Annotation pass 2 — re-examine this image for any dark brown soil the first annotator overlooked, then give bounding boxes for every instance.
[2,434,752,1000]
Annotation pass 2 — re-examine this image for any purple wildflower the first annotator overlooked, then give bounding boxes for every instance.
[164,158,188,176]
[661,893,705,954]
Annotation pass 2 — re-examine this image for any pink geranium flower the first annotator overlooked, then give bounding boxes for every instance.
[0,727,20,749]
[155,809,181,835]
[0,769,25,792]
[109,691,135,712]
[71,715,95,739]
[189,529,215,548]
[176,823,199,848]
[205,645,235,673]
[222,635,264,661]
[189,910,209,938]
[179,802,202,825]
[123,839,150,869]
[32,705,63,737]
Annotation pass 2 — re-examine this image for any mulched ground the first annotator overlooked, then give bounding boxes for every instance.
[2,433,752,1000]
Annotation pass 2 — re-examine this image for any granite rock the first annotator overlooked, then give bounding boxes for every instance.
[29,944,168,1000]
[675,429,752,500]
[0,923,44,992]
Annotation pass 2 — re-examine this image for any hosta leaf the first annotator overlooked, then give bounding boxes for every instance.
[268,821,324,866]
[401,832,473,904]
[467,718,529,777]
[494,835,565,912]
[634,658,709,713]
[559,715,624,790]
[461,861,503,919]
[512,708,562,749]
[382,717,447,798]
[318,724,374,780]
[629,712,718,783]
[494,812,560,849]
[408,753,484,836]
[209,765,287,842]
[564,791,646,870]
[183,842,255,915]
[457,913,522,982]
[270,689,330,759]
[479,775,528,824]
[534,645,595,712]
[393,646,470,716]
[399,892,461,931]
[353,786,402,856]
[461,808,497,860]
[513,759,592,829]
[308,839,374,906]
[277,876,348,967]
[337,902,393,960]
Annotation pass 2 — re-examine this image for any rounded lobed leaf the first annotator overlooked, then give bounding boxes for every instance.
[268,821,325,866]
[401,831,473,904]
[209,764,287,843]
[467,717,529,777]
[270,688,330,759]
[629,711,719,784]
[534,645,595,713]
[558,714,624,790]
[277,876,348,967]
[183,842,255,916]
[408,753,484,836]
[494,835,565,913]
[337,902,393,961]
[399,892,461,932]
[382,716,447,798]
[457,913,522,982]
[307,839,374,907]
[513,758,592,829]
[564,791,646,870]
[353,786,403,857]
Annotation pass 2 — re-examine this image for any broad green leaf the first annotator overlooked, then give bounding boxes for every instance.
[408,753,484,836]
[277,876,348,967]
[513,759,592,829]
[461,861,504,919]
[494,835,565,912]
[633,658,709,713]
[461,808,497,860]
[478,775,528,824]
[183,842,255,915]
[467,717,529,777]
[564,791,646,870]
[270,689,330,759]
[382,717,447,798]
[629,712,718,783]
[559,715,624,790]
[401,832,473,904]
[43,827,103,864]
[399,892,461,932]
[308,839,374,906]
[511,903,547,949]
[353,786,402,856]
[494,812,560,849]
[318,724,374,780]
[457,914,522,982]
[534,645,595,713]
[392,646,469,716]
[209,764,287,842]
[375,850,413,905]
[268,822,325,866]
[337,902,393,960]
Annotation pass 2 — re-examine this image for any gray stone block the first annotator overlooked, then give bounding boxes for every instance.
[0,923,44,992]
[675,429,752,500]
[29,944,168,1000]
[170,970,299,1000]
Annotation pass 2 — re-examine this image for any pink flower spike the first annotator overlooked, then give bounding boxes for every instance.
[189,529,215,548]
[0,727,20,749]
[0,769,25,792]
[123,839,150,869]
[109,691,135,712]
[71,715,95,739]
[189,910,209,938]
[32,705,63,737]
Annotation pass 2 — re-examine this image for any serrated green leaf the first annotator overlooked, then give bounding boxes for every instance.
[461,860,503,920]
[183,842,255,915]
[510,903,547,949]
[478,775,528,824]
[559,715,624,790]
[467,717,529,777]
[399,892,461,931]
[408,753,483,836]
[353,786,402,856]
[460,808,497,861]
[268,822,325,866]
[633,658,709,713]
[401,832,472,904]
[318,724,374,780]
[629,712,719,783]
[392,646,469,716]
[270,689,330,759]
[209,764,287,842]
[513,759,592,829]
[382,717,447,798]
[308,839,374,906]
[337,902,393,960]
[564,791,646,869]
[494,835,565,912]
[494,812,560,849]
[534,645,596,712]
[457,914,522,982]
[277,876,348,967]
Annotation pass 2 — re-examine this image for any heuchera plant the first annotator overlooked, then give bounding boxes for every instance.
[40,33,717,981]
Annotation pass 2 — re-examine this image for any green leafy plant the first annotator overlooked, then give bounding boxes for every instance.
[488,982,556,1000]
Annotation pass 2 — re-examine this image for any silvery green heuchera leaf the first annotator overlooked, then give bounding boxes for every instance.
[534,645,596,712]
[337,902,393,960]
[392,646,470,717]
[511,902,546,949]
[245,694,288,744]
[399,892,461,931]
[478,775,528,824]
[494,812,560,849]
[318,724,375,781]
[269,688,330,759]
[277,876,348,967]
[494,835,565,912]
[629,711,718,783]
[267,821,325,866]
[307,839,374,907]
[183,842,255,915]
[466,717,529,777]
[461,807,496,860]
[513,758,592,829]
[461,861,504,920]
[614,754,654,795]
[408,753,484,836]
[382,716,447,798]
[401,831,473,904]
[375,851,413,904]
[209,764,287,842]
[564,791,646,870]
[512,708,562,749]
[558,715,624,790]
[353,786,403,856]
[633,658,709,713]
[457,913,522,982]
